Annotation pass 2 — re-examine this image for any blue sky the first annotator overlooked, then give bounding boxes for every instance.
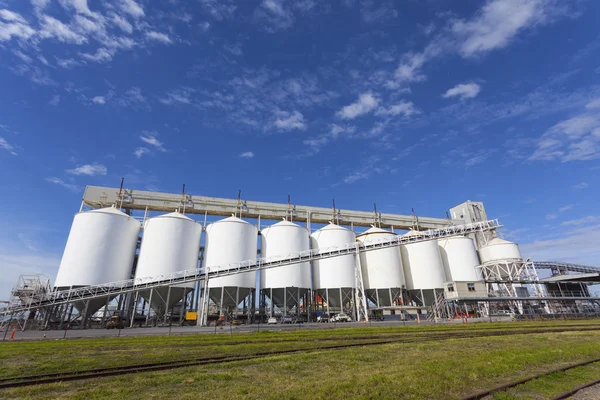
[0,0,599,298]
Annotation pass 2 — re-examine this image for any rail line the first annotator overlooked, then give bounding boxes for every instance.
[462,358,600,399]
[2,326,600,389]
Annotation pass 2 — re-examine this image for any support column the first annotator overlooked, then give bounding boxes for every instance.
[130,291,140,328]
[145,289,154,326]
[163,286,172,326]
[101,297,110,327]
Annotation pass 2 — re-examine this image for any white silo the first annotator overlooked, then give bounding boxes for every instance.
[438,236,482,282]
[55,206,141,315]
[356,227,405,307]
[311,224,356,314]
[260,220,311,316]
[203,216,258,315]
[400,230,446,290]
[478,238,522,264]
[135,212,202,314]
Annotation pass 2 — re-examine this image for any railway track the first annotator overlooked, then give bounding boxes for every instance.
[462,358,600,400]
[1,326,600,389]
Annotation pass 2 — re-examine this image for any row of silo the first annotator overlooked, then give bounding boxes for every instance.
[54,206,521,319]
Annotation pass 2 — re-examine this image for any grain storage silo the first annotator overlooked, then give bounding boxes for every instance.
[311,224,356,315]
[478,238,522,264]
[438,236,482,282]
[400,230,446,290]
[356,227,405,308]
[260,220,311,316]
[203,216,258,317]
[54,206,140,315]
[135,212,202,316]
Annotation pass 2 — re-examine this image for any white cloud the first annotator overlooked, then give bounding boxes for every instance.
[81,47,114,63]
[31,0,51,11]
[200,0,237,21]
[239,151,255,159]
[38,15,88,44]
[0,9,27,23]
[451,0,556,58]
[110,13,133,34]
[390,0,564,88]
[91,96,105,104]
[134,147,149,159]
[558,204,574,212]
[520,223,600,266]
[56,57,81,68]
[159,87,194,105]
[343,171,369,184]
[49,94,60,106]
[561,216,600,226]
[443,83,481,100]
[273,110,306,130]
[529,99,600,162]
[145,31,171,44]
[0,9,36,41]
[0,137,17,155]
[45,177,81,191]
[66,163,107,176]
[120,0,145,19]
[258,0,294,31]
[337,92,379,120]
[139,132,166,152]
[572,182,588,190]
[375,101,420,117]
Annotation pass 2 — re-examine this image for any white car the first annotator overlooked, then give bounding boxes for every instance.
[267,317,277,324]
[332,313,352,322]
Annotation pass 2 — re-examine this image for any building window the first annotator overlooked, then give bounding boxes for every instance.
[447,284,454,292]
[467,283,475,292]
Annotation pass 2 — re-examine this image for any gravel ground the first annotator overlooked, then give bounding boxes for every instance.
[568,382,600,399]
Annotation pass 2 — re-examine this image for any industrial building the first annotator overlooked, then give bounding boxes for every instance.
[2,184,600,331]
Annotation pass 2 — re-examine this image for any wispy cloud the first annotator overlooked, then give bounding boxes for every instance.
[389,0,566,89]
[572,182,588,190]
[529,99,600,162]
[48,94,60,106]
[139,132,167,152]
[273,110,306,131]
[45,177,81,192]
[66,163,107,176]
[239,151,255,159]
[375,101,420,117]
[91,96,106,104]
[337,92,379,120]
[443,83,481,100]
[145,31,171,44]
[159,87,194,105]
[558,204,574,212]
[134,147,149,159]
[0,137,18,155]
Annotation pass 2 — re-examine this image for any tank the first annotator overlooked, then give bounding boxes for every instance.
[311,224,356,312]
[478,238,522,264]
[311,224,356,290]
[438,236,482,282]
[135,212,202,311]
[260,220,311,313]
[356,227,405,290]
[203,216,258,309]
[400,230,446,290]
[260,220,311,290]
[55,207,140,289]
[54,206,141,315]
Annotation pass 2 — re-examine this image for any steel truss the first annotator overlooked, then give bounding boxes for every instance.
[0,220,502,323]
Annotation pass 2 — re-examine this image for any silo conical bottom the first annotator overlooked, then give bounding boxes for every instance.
[208,287,254,309]
[314,288,354,310]
[261,287,310,313]
[73,297,114,317]
[139,287,193,315]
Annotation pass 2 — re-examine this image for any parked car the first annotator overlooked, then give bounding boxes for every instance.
[281,316,295,324]
[267,317,278,324]
[316,313,330,323]
[332,313,352,322]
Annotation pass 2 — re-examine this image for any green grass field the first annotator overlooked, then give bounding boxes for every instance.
[2,320,600,399]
